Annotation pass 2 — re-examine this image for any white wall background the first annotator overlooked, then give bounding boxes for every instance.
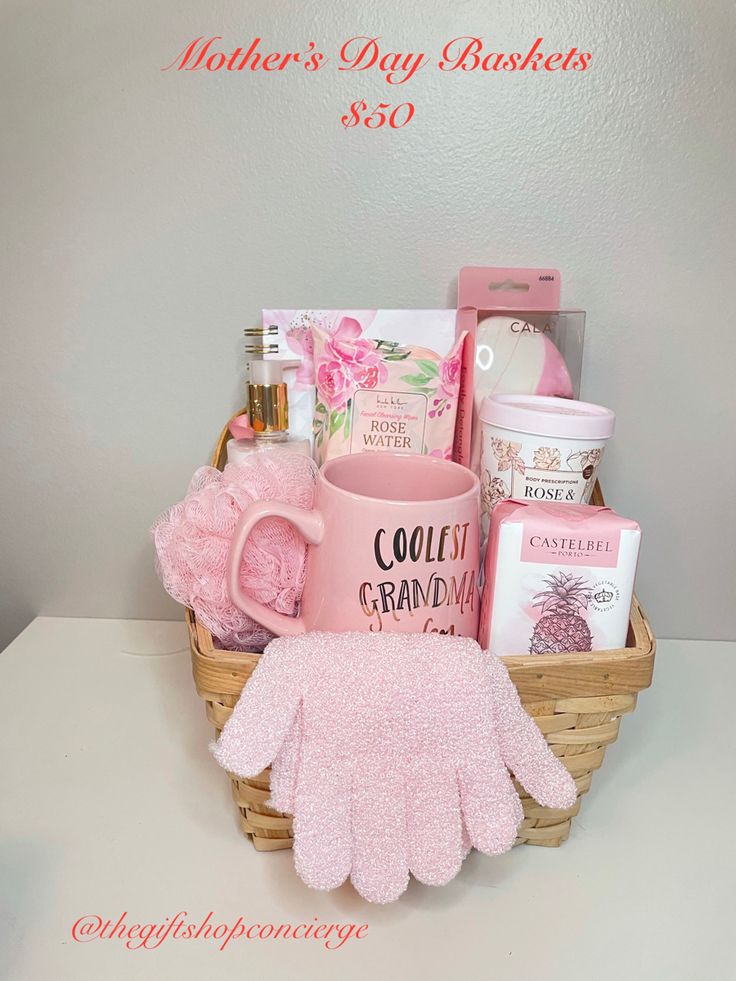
[2,0,735,649]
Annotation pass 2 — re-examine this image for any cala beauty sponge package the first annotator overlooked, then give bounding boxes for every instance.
[457,268,586,472]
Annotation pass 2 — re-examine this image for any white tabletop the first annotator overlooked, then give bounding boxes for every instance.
[0,617,732,981]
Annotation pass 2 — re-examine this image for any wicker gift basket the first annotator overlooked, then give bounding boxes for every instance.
[188,413,655,851]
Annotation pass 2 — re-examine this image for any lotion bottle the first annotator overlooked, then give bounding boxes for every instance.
[227,360,310,464]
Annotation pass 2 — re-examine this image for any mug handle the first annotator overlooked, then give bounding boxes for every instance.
[227,500,325,637]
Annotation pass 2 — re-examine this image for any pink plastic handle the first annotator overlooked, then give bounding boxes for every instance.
[227,500,324,637]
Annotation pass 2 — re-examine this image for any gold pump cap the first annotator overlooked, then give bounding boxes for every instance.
[247,360,288,435]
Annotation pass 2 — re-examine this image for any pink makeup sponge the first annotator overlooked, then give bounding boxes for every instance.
[475,314,573,399]
[471,315,574,470]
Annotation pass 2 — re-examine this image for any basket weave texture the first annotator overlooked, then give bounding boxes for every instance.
[189,414,655,850]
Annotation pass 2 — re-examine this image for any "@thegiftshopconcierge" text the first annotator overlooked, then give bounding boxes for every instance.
[71,911,368,951]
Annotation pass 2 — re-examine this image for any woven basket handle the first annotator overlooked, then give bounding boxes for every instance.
[227,500,324,636]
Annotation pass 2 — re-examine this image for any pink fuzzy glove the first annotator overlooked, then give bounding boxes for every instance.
[213,632,576,903]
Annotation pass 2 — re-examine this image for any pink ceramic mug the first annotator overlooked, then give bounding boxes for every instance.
[227,452,481,637]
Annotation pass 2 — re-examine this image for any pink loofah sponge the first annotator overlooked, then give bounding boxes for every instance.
[213,631,577,903]
[152,449,318,651]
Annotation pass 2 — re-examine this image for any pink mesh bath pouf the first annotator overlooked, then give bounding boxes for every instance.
[152,449,318,651]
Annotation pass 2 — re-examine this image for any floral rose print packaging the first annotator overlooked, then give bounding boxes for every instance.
[479,394,615,540]
[312,323,466,464]
[260,309,465,453]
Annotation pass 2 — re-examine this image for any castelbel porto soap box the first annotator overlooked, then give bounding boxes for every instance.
[478,500,641,657]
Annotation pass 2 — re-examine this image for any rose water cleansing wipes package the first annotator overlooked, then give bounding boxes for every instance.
[311,324,465,464]
[478,501,641,657]
[261,309,468,459]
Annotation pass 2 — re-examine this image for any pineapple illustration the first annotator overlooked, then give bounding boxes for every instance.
[530,572,593,654]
